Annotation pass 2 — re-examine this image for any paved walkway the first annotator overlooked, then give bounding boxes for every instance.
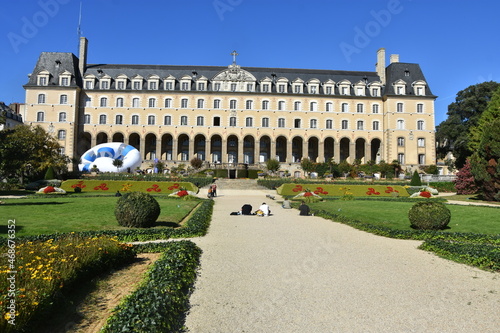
[185,186,500,333]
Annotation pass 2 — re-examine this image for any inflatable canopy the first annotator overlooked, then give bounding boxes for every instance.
[79,142,142,173]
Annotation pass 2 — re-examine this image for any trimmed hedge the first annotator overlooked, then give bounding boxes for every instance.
[115,192,161,228]
[419,240,500,271]
[17,199,214,243]
[102,240,202,332]
[61,180,198,194]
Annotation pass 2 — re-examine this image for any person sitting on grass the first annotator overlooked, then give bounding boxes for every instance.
[241,204,253,215]
[299,201,310,216]
[282,199,291,209]
[259,202,270,216]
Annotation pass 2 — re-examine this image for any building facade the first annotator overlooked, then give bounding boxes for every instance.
[23,38,436,176]
[0,102,23,131]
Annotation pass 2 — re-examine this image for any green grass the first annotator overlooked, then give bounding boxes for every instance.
[308,200,500,235]
[0,196,199,237]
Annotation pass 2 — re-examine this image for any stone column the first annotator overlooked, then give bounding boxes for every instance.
[318,140,325,163]
[222,139,227,163]
[333,140,340,163]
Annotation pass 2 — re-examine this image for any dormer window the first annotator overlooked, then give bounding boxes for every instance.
[133,81,142,90]
[293,84,302,94]
[337,80,351,96]
[37,71,50,86]
[101,80,109,89]
[307,79,320,94]
[117,81,125,90]
[61,77,69,86]
[412,80,427,96]
[148,75,159,90]
[180,75,192,91]
[262,84,269,92]
[393,80,406,95]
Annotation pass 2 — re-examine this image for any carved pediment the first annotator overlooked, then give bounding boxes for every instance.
[212,65,256,82]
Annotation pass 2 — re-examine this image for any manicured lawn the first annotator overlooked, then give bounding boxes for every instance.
[0,196,199,237]
[308,200,500,235]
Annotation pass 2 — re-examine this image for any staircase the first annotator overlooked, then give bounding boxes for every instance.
[212,178,268,190]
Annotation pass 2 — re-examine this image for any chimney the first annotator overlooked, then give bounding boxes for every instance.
[376,48,386,84]
[390,54,400,64]
[78,37,88,77]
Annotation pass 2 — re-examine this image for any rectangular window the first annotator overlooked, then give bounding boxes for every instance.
[294,101,301,111]
[101,81,109,89]
[85,80,93,89]
[294,85,301,94]
[197,99,204,109]
[326,86,332,95]
[372,121,379,131]
[356,87,364,96]
[84,114,90,124]
[85,97,91,107]
[229,117,236,126]
[262,100,269,110]
[294,119,301,128]
[117,81,125,90]
[279,85,285,93]
[181,99,188,108]
[116,115,123,125]
[164,115,171,125]
[372,88,379,97]
[181,116,188,125]
[326,102,332,112]
[214,83,221,91]
[342,86,348,95]
[278,101,285,111]
[39,77,47,86]
[58,130,66,140]
[418,154,425,164]
[357,120,364,130]
[397,103,404,112]
[132,115,139,125]
[182,82,189,90]
[262,117,269,128]
[230,100,237,109]
[310,86,317,94]
[341,103,348,112]
[37,111,44,122]
[372,104,379,114]
[165,98,172,108]
[357,104,364,113]
[60,95,68,104]
[417,138,425,147]
[397,137,405,146]
[417,103,424,113]
[245,117,253,127]
[99,115,106,124]
[262,84,269,92]
[165,82,173,90]
[341,120,348,129]
[61,77,69,86]
[197,116,204,126]
[310,119,317,129]
[133,81,141,90]
[198,82,205,91]
[326,119,333,129]
[417,87,423,96]
[148,98,156,108]
[278,118,285,128]
[231,83,237,92]
[149,82,157,90]
[100,98,107,107]
[148,115,155,125]
[214,99,221,109]
[246,100,253,110]
[398,153,405,164]
[247,83,253,92]
[417,120,424,130]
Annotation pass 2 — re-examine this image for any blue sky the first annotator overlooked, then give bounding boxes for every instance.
[1,0,499,125]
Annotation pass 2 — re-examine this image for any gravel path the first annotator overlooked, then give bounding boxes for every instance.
[185,189,499,333]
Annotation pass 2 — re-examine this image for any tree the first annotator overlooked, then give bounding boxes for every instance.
[112,158,124,172]
[469,86,500,152]
[470,118,500,201]
[300,158,315,177]
[410,170,422,186]
[436,81,500,169]
[190,157,203,170]
[453,159,478,195]
[0,125,68,184]
[265,158,280,175]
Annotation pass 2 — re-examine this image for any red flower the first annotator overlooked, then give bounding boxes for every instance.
[147,184,161,192]
[292,185,303,193]
[303,192,313,197]
[420,191,431,198]
[43,186,55,194]
[177,190,189,197]
[366,188,380,195]
[94,183,109,191]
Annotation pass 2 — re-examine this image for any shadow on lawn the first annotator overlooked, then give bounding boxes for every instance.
[155,221,180,228]
[1,202,68,206]
[0,224,24,234]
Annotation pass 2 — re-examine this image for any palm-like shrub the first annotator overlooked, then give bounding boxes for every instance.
[115,192,160,228]
[408,201,451,230]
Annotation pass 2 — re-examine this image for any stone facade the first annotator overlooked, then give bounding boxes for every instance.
[23,38,436,176]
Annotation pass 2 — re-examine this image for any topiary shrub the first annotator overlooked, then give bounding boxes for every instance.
[408,201,451,230]
[115,192,160,228]
[410,170,422,186]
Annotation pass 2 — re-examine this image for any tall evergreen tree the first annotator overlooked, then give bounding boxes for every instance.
[468,86,500,152]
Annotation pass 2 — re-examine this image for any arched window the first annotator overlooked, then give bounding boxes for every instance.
[116,97,124,107]
[132,98,140,108]
[148,115,155,125]
[148,98,156,108]
[131,115,139,125]
[164,98,172,108]
[245,117,253,127]
[372,121,379,130]
[58,112,66,122]
[115,115,123,125]
[38,94,46,104]
[180,116,188,125]
[60,94,68,104]
[99,114,107,124]
[417,120,425,130]
[100,97,107,107]
[197,116,204,126]
[57,130,66,140]
[326,119,333,129]
[164,115,171,125]
[37,111,44,122]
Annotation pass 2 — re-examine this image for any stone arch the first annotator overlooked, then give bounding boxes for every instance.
[194,134,207,160]
[308,136,319,162]
[144,133,157,160]
[340,137,350,162]
[243,135,255,164]
[112,132,124,143]
[259,135,271,163]
[371,138,382,163]
[177,134,190,161]
[276,136,287,162]
[161,133,174,160]
[77,132,92,158]
[324,137,335,162]
[292,136,303,162]
[96,132,108,145]
[355,138,366,162]
[227,134,239,163]
[210,134,223,163]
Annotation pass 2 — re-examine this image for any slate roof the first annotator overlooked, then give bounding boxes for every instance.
[24,52,435,97]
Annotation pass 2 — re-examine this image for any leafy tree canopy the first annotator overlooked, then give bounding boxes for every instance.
[436,81,500,168]
[0,125,68,183]
[469,86,500,152]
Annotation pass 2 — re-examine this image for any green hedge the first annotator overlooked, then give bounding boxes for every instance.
[277,183,410,197]
[17,199,214,243]
[419,240,500,271]
[102,240,202,332]
[60,180,198,194]
[430,182,456,193]
[214,169,228,178]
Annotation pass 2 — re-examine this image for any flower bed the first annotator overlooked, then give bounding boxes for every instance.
[277,184,410,197]
[0,235,135,332]
[60,180,198,194]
